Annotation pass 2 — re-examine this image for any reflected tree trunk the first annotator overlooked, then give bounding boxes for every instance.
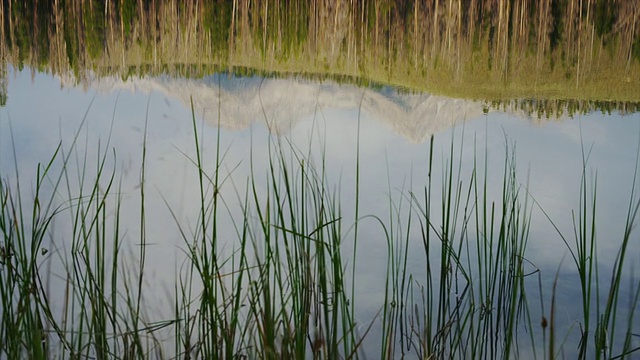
[0,0,637,103]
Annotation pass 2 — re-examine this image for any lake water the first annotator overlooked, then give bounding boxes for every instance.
[1,1,640,359]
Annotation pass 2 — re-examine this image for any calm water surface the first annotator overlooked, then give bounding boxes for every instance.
[1,1,640,358]
[2,67,639,357]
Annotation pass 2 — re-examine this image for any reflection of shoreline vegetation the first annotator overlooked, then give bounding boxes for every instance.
[485,98,640,119]
[1,0,639,108]
[1,106,639,358]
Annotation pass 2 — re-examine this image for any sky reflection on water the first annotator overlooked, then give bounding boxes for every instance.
[1,67,639,356]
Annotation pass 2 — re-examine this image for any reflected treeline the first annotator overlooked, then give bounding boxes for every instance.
[485,98,640,119]
[1,0,639,114]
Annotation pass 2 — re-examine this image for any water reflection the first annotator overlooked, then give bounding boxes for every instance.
[92,74,489,142]
[1,0,640,104]
[1,67,639,357]
[1,0,640,357]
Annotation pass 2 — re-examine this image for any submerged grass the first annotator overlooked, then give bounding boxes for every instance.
[1,102,639,359]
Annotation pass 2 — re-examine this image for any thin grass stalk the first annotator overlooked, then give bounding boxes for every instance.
[380,154,396,357]
[574,135,597,359]
[471,131,489,358]
[421,134,435,358]
[349,89,365,355]
[398,182,415,357]
[188,97,213,357]
[109,177,122,356]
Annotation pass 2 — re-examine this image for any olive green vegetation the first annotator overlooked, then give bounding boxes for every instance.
[1,102,639,358]
[1,0,640,114]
